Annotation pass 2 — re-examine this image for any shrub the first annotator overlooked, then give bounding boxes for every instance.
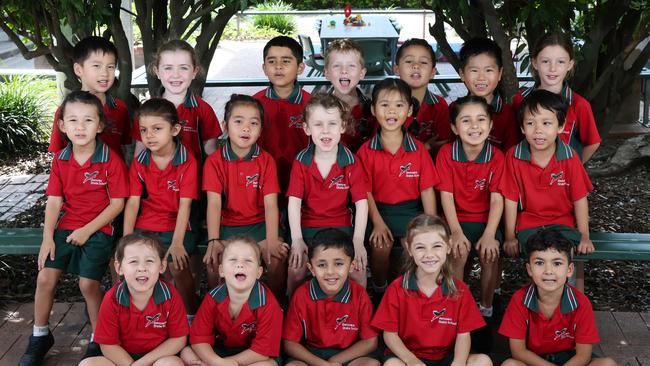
[222,19,284,40]
[0,75,55,154]
[252,1,296,35]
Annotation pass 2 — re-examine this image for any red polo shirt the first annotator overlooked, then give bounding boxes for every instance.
[513,85,600,156]
[190,281,283,357]
[131,92,222,159]
[283,278,378,349]
[49,94,131,158]
[499,139,593,232]
[94,280,189,355]
[130,143,199,232]
[404,90,452,144]
[287,144,367,228]
[499,283,600,355]
[371,275,485,361]
[202,142,279,226]
[47,140,129,235]
[356,131,439,204]
[254,85,311,194]
[335,87,373,153]
[436,140,504,223]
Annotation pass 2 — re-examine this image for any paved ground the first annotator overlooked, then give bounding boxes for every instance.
[0,174,47,222]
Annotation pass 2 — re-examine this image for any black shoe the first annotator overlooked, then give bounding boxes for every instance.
[81,341,103,360]
[18,331,54,366]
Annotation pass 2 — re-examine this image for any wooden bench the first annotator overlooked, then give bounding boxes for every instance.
[1,228,649,260]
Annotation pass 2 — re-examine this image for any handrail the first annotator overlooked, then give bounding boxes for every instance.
[236,9,434,16]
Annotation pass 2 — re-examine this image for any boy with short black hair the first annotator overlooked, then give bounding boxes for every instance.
[458,37,520,152]
[254,36,311,196]
[49,36,132,159]
[499,229,615,366]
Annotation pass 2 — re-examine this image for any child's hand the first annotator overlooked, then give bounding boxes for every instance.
[370,221,393,249]
[475,234,500,263]
[289,238,307,269]
[38,238,56,270]
[577,237,595,254]
[503,237,520,257]
[66,227,91,246]
[167,243,189,271]
[352,237,368,271]
[203,240,224,273]
[218,356,239,366]
[405,359,426,366]
[450,231,471,259]
[260,237,289,264]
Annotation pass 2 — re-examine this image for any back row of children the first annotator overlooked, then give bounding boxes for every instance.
[19,29,606,366]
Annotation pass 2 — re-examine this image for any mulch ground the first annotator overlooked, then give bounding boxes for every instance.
[1,138,649,311]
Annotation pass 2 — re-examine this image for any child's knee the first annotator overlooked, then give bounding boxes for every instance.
[266,255,288,272]
[152,355,184,366]
[468,353,492,366]
[500,358,525,366]
[383,357,405,366]
[287,264,308,281]
[590,357,617,366]
[78,356,114,366]
[78,278,101,296]
[36,269,59,291]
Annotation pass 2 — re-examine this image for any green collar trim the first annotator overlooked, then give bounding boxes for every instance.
[295,143,355,168]
[423,89,440,105]
[183,90,199,108]
[401,273,449,295]
[368,130,417,152]
[136,142,188,166]
[208,280,267,310]
[522,283,579,315]
[513,137,574,162]
[221,140,261,161]
[489,93,503,113]
[451,139,493,163]
[308,278,351,303]
[264,83,304,104]
[115,280,172,307]
[58,139,110,163]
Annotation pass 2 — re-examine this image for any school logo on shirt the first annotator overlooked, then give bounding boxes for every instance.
[431,308,457,326]
[398,162,419,178]
[430,308,446,322]
[334,314,358,331]
[241,322,257,334]
[554,327,574,341]
[474,178,487,191]
[245,173,260,188]
[329,175,349,190]
[550,171,568,186]
[167,180,179,192]
[288,114,305,129]
[144,313,167,329]
[83,171,106,186]
[180,119,197,133]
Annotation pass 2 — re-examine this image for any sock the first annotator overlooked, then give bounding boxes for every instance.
[90,333,94,342]
[187,314,195,326]
[480,305,493,317]
[372,281,387,293]
[33,325,49,337]
[494,288,502,295]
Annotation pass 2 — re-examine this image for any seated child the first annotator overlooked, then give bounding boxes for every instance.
[182,235,283,366]
[80,233,189,366]
[283,228,380,366]
[499,229,616,366]
[20,91,128,366]
[501,89,594,258]
[393,38,452,152]
[458,37,520,152]
[287,93,369,294]
[436,95,504,319]
[255,36,311,196]
[371,215,491,366]
[323,38,372,152]
[202,94,288,299]
[123,98,200,317]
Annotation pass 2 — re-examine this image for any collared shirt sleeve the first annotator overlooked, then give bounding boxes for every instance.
[202,154,224,193]
[129,161,143,197]
[568,156,593,201]
[46,157,63,197]
[166,286,190,338]
[282,290,306,343]
[432,98,452,142]
[573,296,600,345]
[189,296,218,346]
[456,282,486,333]
[198,101,222,142]
[355,145,373,188]
[131,116,142,141]
[370,280,400,333]
[349,161,369,203]
[48,108,65,153]
[262,153,280,196]
[107,155,130,198]
[488,150,505,193]
[179,155,200,200]
[500,106,521,152]
[498,290,528,340]
[574,97,601,146]
[250,300,283,357]
[435,144,454,193]
[286,159,305,199]
[418,145,439,191]
[499,151,520,202]
[93,289,121,345]
[358,290,379,340]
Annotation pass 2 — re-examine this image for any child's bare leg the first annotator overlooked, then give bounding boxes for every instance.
[34,268,63,326]
[467,353,492,366]
[108,260,120,285]
[207,270,221,289]
[589,357,617,366]
[383,357,406,366]
[500,358,526,366]
[576,262,585,292]
[152,355,184,366]
[479,256,499,309]
[350,266,368,288]
[170,266,198,314]
[249,360,279,366]
[349,356,381,366]
[451,252,469,281]
[78,356,117,366]
[287,260,308,298]
[264,253,288,302]
[78,277,103,329]
[181,346,208,366]
[284,361,308,366]
[370,242,392,288]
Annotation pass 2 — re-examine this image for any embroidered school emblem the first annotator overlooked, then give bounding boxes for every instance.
[241,322,257,334]
[431,308,446,322]
[334,314,349,330]
[398,162,419,178]
[167,180,179,192]
[554,327,574,341]
[474,178,487,190]
[245,173,260,188]
[288,114,305,129]
[82,171,106,185]
[550,171,567,186]
[180,119,197,133]
[144,313,167,328]
[399,163,412,177]
[329,175,349,189]
[83,171,99,184]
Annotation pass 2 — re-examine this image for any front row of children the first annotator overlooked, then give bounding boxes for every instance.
[77,217,614,366]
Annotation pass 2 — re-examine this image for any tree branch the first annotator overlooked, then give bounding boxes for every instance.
[428,7,461,71]
[0,20,50,60]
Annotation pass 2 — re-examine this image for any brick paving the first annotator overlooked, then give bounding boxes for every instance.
[0,174,46,221]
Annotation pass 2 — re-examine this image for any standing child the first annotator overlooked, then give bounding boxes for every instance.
[371,215,491,366]
[513,32,600,161]
[20,91,129,366]
[323,38,372,152]
[284,229,380,366]
[202,94,288,300]
[255,35,311,196]
[182,236,284,366]
[80,233,189,366]
[48,36,132,160]
[393,39,452,152]
[436,96,504,319]
[356,78,438,295]
[458,37,520,152]
[499,230,615,366]
[123,98,200,318]
[287,93,369,294]
[132,40,222,160]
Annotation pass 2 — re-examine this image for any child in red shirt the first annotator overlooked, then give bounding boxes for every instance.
[81,233,189,366]
[20,91,129,366]
[513,32,600,162]
[437,95,504,319]
[371,215,489,366]
[499,230,615,366]
[123,98,200,318]
[356,78,439,294]
[182,236,283,366]
[287,93,369,295]
[202,94,288,300]
[283,228,379,366]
